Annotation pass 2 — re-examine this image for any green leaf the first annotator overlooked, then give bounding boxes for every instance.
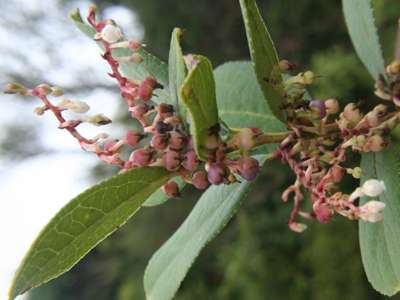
[144,180,254,300]
[342,0,385,80]
[143,177,186,207]
[9,167,172,300]
[69,9,170,104]
[180,55,219,160]
[215,61,286,146]
[239,0,286,122]
[168,28,188,120]
[359,143,400,296]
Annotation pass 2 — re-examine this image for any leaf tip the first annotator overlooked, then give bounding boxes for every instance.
[68,8,83,23]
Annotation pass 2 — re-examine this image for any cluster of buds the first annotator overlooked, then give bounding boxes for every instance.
[5,6,398,233]
[270,59,399,232]
[5,6,267,202]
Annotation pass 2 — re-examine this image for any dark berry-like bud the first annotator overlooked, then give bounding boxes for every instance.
[129,149,152,167]
[158,103,174,119]
[192,171,210,190]
[156,121,173,134]
[182,151,199,172]
[169,131,186,150]
[309,100,326,119]
[207,163,228,185]
[163,150,181,171]
[237,157,260,181]
[151,134,169,150]
[162,181,180,198]
[124,130,143,147]
[138,77,157,101]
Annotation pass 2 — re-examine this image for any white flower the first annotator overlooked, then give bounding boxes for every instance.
[348,179,386,201]
[359,200,386,222]
[362,179,386,197]
[101,24,123,43]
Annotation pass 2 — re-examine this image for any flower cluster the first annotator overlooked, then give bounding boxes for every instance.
[5,6,265,200]
[5,5,397,232]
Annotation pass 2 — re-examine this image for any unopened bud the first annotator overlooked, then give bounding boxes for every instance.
[88,113,112,126]
[162,181,181,198]
[130,104,149,119]
[156,121,173,134]
[169,131,186,150]
[309,100,326,119]
[192,171,210,190]
[237,157,260,181]
[182,151,199,172]
[362,179,386,197]
[359,200,386,222]
[125,130,143,147]
[101,24,123,43]
[278,59,295,73]
[330,165,345,183]
[129,149,153,167]
[324,98,339,115]
[347,167,363,179]
[34,106,46,116]
[343,103,362,124]
[386,60,400,75]
[163,150,181,171]
[229,128,256,151]
[151,133,169,150]
[313,203,333,224]
[303,71,315,85]
[207,163,228,185]
[4,82,27,94]
[138,77,158,101]
[365,135,386,152]
[35,84,52,96]
[51,87,64,97]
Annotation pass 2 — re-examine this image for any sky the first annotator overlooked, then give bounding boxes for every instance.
[0,0,142,298]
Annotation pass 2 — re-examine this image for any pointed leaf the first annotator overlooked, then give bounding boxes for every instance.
[239,0,286,122]
[180,55,219,160]
[342,0,385,80]
[144,180,254,300]
[359,143,400,296]
[9,167,171,300]
[168,28,188,120]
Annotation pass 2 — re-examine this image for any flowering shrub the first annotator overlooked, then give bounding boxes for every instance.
[5,0,400,299]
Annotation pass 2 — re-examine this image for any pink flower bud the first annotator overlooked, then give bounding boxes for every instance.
[207,163,228,185]
[125,130,143,147]
[192,171,210,190]
[150,134,169,150]
[130,104,149,119]
[138,77,157,101]
[162,150,181,171]
[313,203,332,224]
[330,165,345,183]
[104,139,118,152]
[35,84,52,96]
[129,149,153,167]
[169,131,186,150]
[237,157,260,181]
[162,181,181,198]
[182,151,199,172]
[158,103,174,119]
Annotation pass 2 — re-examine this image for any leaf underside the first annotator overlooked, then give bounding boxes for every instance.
[359,144,400,296]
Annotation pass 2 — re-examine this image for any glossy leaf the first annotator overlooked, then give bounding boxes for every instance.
[239,0,286,122]
[359,143,400,296]
[342,0,385,80]
[9,167,171,300]
[180,55,219,160]
[143,177,186,207]
[168,28,188,120]
[144,180,255,300]
[69,9,170,103]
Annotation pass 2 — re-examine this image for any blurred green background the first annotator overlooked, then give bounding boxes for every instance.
[25,0,400,299]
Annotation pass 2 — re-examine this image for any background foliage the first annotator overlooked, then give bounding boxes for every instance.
[25,0,400,299]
